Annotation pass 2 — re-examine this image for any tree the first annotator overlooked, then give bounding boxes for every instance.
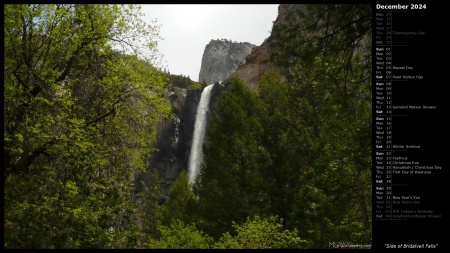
[136,170,164,247]
[257,71,302,224]
[201,78,208,88]
[4,4,171,248]
[150,220,213,249]
[214,215,306,249]
[187,81,202,90]
[161,170,197,226]
[271,4,372,247]
[193,77,270,238]
[194,4,372,248]
[194,73,300,238]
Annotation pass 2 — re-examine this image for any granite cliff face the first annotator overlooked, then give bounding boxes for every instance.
[198,39,255,85]
[225,4,304,90]
[226,38,283,90]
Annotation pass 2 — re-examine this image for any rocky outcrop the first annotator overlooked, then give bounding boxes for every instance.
[198,39,255,85]
[226,39,284,90]
[225,4,304,90]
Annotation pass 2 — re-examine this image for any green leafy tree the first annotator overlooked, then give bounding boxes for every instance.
[150,220,213,249]
[167,73,192,88]
[187,81,202,90]
[4,4,171,248]
[214,215,306,249]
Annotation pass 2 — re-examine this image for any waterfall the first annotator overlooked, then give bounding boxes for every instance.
[188,84,215,184]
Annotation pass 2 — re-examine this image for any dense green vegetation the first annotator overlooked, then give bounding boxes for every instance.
[162,71,206,90]
[4,4,371,249]
[4,4,171,248]
[271,5,372,247]
[195,4,372,248]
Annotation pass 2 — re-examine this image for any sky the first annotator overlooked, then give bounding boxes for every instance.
[139,4,279,82]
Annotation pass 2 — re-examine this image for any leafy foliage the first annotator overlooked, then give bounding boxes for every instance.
[193,72,301,239]
[137,170,164,246]
[4,4,372,249]
[161,170,197,226]
[215,215,306,249]
[165,73,192,88]
[187,81,202,90]
[194,4,372,248]
[271,4,372,247]
[4,4,171,248]
[150,220,213,249]
[193,76,268,238]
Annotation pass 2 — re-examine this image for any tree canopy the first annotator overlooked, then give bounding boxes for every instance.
[193,4,372,248]
[4,4,171,248]
[4,4,372,249]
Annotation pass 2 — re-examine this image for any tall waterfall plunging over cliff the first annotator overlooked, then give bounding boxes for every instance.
[188,84,214,184]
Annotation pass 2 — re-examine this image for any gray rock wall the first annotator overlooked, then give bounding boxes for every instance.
[198,39,255,85]
[135,87,202,202]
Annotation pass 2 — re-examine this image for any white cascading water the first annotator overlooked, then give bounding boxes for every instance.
[188,84,215,184]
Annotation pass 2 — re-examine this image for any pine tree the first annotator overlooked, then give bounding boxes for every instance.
[271,4,372,247]
[161,170,197,226]
[194,77,268,238]
[138,170,164,243]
